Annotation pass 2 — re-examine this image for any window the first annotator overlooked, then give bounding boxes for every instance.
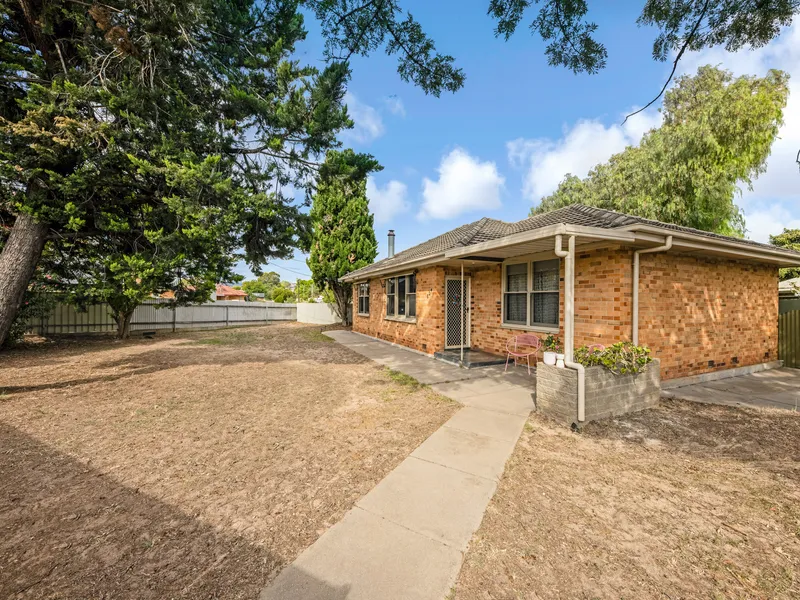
[503,259,560,328]
[358,283,370,315]
[386,277,395,316]
[384,273,416,319]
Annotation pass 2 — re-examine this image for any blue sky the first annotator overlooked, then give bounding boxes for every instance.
[238,1,800,283]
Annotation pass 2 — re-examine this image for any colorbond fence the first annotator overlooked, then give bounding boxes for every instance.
[27,300,297,336]
[778,309,800,369]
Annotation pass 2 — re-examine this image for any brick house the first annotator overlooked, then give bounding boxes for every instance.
[342,205,800,383]
[215,284,248,301]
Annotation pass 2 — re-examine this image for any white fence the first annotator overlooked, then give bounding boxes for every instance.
[296,302,345,325]
[27,300,297,335]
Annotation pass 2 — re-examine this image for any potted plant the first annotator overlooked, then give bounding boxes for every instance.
[542,334,562,366]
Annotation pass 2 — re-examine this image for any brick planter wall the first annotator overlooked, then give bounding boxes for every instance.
[536,359,661,425]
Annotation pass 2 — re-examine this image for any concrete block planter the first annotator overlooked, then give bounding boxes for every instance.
[536,359,660,425]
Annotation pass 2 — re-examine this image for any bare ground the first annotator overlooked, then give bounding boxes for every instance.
[455,399,800,600]
[0,324,458,599]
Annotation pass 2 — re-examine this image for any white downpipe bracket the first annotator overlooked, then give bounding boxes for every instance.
[633,236,673,346]
[554,235,585,423]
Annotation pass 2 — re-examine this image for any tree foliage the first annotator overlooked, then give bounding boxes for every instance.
[531,67,790,236]
[295,279,316,302]
[770,229,800,281]
[308,149,379,324]
[0,0,469,345]
[487,1,797,74]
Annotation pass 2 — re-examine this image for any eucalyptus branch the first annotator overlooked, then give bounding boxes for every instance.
[623,0,711,124]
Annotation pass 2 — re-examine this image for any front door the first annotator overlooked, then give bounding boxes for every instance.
[445,277,471,349]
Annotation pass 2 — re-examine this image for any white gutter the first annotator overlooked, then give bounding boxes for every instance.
[632,235,673,345]
[554,234,585,423]
[624,224,800,266]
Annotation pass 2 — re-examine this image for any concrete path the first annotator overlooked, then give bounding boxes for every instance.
[663,367,800,411]
[260,331,535,600]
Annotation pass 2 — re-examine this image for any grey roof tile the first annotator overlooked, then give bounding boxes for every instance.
[345,204,799,279]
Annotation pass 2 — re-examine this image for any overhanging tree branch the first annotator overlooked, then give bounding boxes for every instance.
[623,0,710,124]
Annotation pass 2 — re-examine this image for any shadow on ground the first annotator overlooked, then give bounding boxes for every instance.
[583,398,800,480]
[0,423,360,600]
[0,325,367,396]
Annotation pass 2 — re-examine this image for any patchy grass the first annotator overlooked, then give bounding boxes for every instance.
[300,328,335,343]
[0,323,457,599]
[454,399,800,599]
[384,367,423,389]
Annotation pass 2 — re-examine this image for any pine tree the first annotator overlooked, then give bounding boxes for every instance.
[308,150,379,324]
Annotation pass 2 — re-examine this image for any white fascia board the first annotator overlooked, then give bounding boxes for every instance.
[340,254,446,283]
[626,224,800,266]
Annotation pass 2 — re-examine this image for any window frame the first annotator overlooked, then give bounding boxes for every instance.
[357,282,370,316]
[383,272,417,321]
[501,258,561,332]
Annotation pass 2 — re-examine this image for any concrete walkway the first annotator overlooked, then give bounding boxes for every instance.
[663,367,800,411]
[260,331,535,600]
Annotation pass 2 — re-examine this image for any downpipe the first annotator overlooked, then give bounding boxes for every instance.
[554,235,585,423]
[633,236,673,345]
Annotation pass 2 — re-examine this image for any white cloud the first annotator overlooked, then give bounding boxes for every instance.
[383,96,406,117]
[367,177,408,225]
[418,148,505,220]
[742,202,800,243]
[507,107,662,202]
[341,92,384,144]
[678,22,800,242]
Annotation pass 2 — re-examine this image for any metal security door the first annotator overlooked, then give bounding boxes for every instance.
[445,277,470,349]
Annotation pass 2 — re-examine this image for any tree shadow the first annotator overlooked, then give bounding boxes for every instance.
[582,398,800,481]
[0,423,350,599]
[0,324,369,397]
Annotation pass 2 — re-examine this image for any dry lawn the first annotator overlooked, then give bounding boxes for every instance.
[455,399,800,600]
[0,323,457,599]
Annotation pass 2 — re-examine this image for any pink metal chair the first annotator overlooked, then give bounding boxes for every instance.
[505,334,542,375]
[587,343,605,352]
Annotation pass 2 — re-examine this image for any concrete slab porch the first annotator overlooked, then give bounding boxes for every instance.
[662,367,800,411]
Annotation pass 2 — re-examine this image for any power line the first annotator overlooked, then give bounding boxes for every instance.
[266,262,311,278]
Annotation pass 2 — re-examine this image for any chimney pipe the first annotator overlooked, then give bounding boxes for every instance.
[388,230,395,258]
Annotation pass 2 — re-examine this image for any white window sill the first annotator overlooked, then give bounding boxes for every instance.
[357,313,370,317]
[384,315,417,324]
[500,323,559,335]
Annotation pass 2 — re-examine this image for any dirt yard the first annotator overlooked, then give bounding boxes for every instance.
[455,399,800,599]
[0,324,457,599]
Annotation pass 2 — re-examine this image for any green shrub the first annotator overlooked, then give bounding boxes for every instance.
[574,341,652,375]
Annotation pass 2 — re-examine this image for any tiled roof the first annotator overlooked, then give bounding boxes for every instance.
[216,284,247,297]
[345,204,800,279]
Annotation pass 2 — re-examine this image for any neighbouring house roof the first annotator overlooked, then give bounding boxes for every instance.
[779,277,800,296]
[343,204,800,282]
[216,284,248,297]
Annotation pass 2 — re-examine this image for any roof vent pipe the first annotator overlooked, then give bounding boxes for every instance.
[388,230,395,258]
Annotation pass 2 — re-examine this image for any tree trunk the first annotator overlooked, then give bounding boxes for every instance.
[332,281,351,326]
[0,213,49,348]
[114,310,134,339]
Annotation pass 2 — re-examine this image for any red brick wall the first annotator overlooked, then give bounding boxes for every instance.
[351,266,447,354]
[351,246,779,381]
[638,252,778,380]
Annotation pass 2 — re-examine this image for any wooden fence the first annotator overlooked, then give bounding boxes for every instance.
[27,299,297,336]
[778,309,800,369]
